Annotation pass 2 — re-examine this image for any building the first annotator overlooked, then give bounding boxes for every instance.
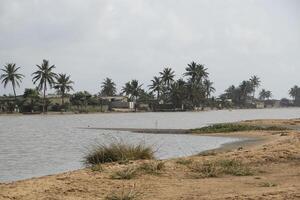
[45,94,70,105]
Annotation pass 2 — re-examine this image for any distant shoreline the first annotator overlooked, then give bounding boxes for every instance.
[0,107,299,117]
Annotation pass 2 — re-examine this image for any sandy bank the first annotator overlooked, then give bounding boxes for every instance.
[0,119,299,200]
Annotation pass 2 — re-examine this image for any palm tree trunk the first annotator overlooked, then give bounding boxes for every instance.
[12,83,17,101]
[43,82,46,113]
[12,83,17,112]
[62,92,65,112]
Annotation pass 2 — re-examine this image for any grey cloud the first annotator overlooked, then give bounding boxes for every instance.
[0,0,299,99]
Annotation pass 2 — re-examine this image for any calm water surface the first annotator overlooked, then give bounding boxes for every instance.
[0,108,299,182]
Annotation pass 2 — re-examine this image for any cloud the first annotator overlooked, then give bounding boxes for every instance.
[0,0,299,99]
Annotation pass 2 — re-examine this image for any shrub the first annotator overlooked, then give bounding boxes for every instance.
[191,159,253,178]
[111,167,138,180]
[91,164,103,172]
[138,161,165,175]
[106,186,140,200]
[191,161,220,178]
[176,159,193,165]
[217,159,253,176]
[84,142,155,165]
[259,182,277,187]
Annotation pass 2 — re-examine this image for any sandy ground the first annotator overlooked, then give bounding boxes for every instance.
[0,119,299,200]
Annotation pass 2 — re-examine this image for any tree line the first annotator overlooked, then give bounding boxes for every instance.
[0,59,298,113]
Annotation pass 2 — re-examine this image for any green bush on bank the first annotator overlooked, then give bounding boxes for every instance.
[191,123,289,133]
[84,142,155,165]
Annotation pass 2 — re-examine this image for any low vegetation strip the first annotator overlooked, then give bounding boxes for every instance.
[84,142,155,165]
[191,123,289,133]
[190,159,253,178]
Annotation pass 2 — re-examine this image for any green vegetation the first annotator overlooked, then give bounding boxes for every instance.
[0,63,24,100]
[138,161,165,175]
[84,142,154,165]
[192,123,289,133]
[90,164,104,172]
[2,59,300,114]
[191,161,220,178]
[54,73,74,110]
[259,182,277,187]
[106,186,140,200]
[32,60,57,113]
[191,159,253,178]
[217,159,253,176]
[111,167,138,180]
[197,151,217,156]
[176,159,193,165]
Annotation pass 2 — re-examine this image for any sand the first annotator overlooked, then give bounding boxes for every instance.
[0,119,299,200]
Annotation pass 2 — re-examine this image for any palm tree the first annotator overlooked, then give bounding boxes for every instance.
[122,82,132,97]
[0,63,24,100]
[250,75,261,99]
[54,74,74,108]
[184,61,198,82]
[184,62,208,83]
[239,80,254,103]
[203,79,215,98]
[121,80,142,101]
[149,76,162,99]
[160,67,175,88]
[32,59,57,113]
[289,85,299,101]
[259,89,272,100]
[101,78,116,96]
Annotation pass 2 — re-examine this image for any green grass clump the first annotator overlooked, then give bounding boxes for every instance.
[191,159,254,178]
[84,142,155,165]
[111,167,138,180]
[191,123,289,134]
[91,164,104,172]
[138,161,165,175]
[259,182,277,187]
[106,186,140,200]
[217,159,253,176]
[176,159,193,165]
[191,161,220,178]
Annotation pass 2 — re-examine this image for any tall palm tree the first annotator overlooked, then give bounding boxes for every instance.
[54,74,74,107]
[160,67,175,88]
[259,89,272,100]
[289,85,299,101]
[203,79,215,98]
[101,77,116,96]
[121,80,142,101]
[184,62,208,83]
[149,76,162,99]
[32,59,57,113]
[250,75,261,99]
[0,63,24,100]
[184,61,198,82]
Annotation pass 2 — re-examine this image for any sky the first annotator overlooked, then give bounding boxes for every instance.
[0,0,299,99]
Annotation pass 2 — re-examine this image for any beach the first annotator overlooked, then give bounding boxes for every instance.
[0,119,299,199]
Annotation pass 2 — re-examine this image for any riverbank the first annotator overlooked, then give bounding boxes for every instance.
[0,119,299,200]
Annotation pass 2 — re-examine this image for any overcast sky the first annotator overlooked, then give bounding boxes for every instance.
[0,0,299,99]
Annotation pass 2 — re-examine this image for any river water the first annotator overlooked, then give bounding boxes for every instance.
[0,108,299,182]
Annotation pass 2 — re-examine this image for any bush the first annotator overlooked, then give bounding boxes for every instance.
[111,167,138,180]
[217,159,253,176]
[191,159,253,178]
[84,142,155,165]
[106,185,140,200]
[191,161,220,178]
[138,161,165,175]
[176,159,193,165]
